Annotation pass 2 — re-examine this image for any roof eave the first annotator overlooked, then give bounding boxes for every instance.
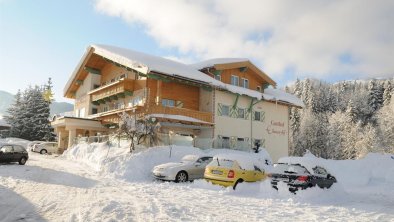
[63,46,95,97]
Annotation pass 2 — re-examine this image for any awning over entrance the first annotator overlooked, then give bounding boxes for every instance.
[51,116,108,151]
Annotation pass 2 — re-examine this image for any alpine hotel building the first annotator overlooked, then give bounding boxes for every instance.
[51,45,303,161]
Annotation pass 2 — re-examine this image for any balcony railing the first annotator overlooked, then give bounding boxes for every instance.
[146,104,213,123]
[89,79,135,102]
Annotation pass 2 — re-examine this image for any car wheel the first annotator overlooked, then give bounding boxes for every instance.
[175,171,188,183]
[19,157,27,165]
[40,149,47,155]
[233,179,243,190]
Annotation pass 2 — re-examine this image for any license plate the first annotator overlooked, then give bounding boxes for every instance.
[211,170,223,175]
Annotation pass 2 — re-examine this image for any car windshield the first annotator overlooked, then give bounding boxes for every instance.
[273,164,309,174]
[207,158,234,168]
[181,155,198,163]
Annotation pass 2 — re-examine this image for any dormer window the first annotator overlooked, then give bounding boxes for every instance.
[215,74,221,81]
[231,75,239,86]
[242,78,249,88]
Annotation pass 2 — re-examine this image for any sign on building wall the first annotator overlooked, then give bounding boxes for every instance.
[266,120,287,136]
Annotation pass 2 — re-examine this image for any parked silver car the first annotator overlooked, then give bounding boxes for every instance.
[152,155,213,182]
[32,142,59,154]
[27,141,45,151]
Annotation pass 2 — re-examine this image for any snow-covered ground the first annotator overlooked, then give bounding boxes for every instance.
[1,139,393,221]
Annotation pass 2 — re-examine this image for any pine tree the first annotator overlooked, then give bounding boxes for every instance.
[383,80,392,105]
[5,82,55,141]
[368,79,384,112]
[5,90,24,138]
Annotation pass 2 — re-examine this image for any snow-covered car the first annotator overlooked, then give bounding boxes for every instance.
[270,163,337,193]
[32,142,59,154]
[0,144,29,165]
[204,154,267,189]
[152,155,213,182]
[27,141,45,151]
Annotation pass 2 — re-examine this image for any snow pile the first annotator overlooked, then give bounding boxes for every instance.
[0,137,30,148]
[279,152,394,188]
[63,143,272,182]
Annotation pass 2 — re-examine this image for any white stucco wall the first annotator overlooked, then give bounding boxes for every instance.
[74,73,100,117]
[214,90,289,162]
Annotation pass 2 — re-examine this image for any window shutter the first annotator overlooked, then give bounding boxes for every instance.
[244,108,249,120]
[217,103,222,116]
[230,106,238,118]
[260,111,265,122]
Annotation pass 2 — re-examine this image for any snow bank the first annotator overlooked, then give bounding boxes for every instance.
[63,143,272,182]
[0,137,31,148]
[279,152,394,188]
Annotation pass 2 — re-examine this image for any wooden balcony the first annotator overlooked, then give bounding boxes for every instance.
[89,79,134,102]
[146,103,213,123]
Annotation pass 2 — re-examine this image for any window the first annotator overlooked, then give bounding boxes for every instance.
[119,74,126,79]
[221,136,230,148]
[162,99,175,107]
[253,139,262,146]
[237,108,245,118]
[93,84,100,89]
[197,157,213,164]
[221,105,230,116]
[92,108,98,114]
[231,75,239,86]
[215,74,221,81]
[242,78,249,88]
[256,86,261,92]
[13,145,25,152]
[103,106,109,112]
[114,102,124,109]
[313,166,328,176]
[0,145,13,153]
[254,111,261,121]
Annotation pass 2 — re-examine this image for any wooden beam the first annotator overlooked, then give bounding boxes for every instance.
[239,67,248,72]
[75,80,83,85]
[84,66,101,75]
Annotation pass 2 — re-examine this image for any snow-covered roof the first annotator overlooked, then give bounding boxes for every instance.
[224,84,263,99]
[92,44,226,87]
[190,58,249,70]
[65,44,303,108]
[263,88,304,108]
[147,114,213,124]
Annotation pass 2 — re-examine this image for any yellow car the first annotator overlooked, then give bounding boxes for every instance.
[204,155,267,189]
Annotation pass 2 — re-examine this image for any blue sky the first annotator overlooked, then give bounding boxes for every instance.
[0,0,168,102]
[1,0,393,102]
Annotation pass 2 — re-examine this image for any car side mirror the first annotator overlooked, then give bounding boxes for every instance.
[195,162,201,167]
[327,174,331,179]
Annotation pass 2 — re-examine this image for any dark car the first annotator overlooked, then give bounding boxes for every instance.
[270,163,336,193]
[0,144,29,165]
